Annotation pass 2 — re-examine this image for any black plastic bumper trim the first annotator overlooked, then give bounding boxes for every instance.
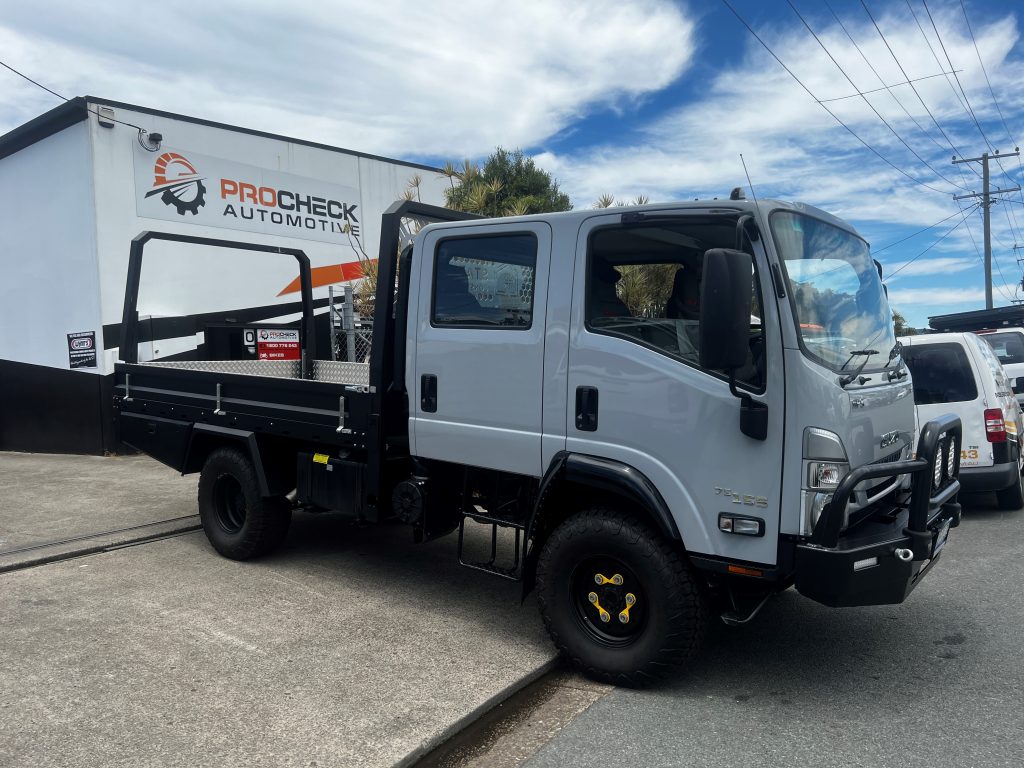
[958,461,1020,492]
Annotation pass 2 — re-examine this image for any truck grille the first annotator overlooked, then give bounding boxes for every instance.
[863,449,903,497]
[871,449,903,466]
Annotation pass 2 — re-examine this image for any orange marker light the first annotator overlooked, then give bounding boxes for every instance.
[727,564,764,578]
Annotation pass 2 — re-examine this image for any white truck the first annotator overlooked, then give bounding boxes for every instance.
[115,197,963,686]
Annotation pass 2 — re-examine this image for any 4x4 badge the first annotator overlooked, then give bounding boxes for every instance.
[880,430,899,449]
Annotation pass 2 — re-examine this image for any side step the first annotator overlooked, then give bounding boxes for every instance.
[457,511,524,581]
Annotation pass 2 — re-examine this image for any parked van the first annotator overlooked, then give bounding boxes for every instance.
[902,332,1023,508]
[976,328,1024,408]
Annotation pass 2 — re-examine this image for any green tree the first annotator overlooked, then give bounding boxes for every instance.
[442,148,572,216]
[893,309,916,337]
[593,193,649,208]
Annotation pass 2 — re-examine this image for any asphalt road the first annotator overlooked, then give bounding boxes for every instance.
[521,493,1024,768]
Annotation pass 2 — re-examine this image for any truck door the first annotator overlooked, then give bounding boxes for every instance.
[565,212,784,565]
[411,222,552,477]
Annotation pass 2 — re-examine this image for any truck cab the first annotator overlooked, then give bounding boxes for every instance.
[114,198,962,686]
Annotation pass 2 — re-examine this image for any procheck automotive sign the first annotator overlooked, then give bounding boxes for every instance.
[134,148,361,245]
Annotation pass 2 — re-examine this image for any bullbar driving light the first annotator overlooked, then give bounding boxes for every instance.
[933,440,944,489]
[719,514,764,537]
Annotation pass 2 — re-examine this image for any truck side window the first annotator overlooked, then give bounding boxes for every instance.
[586,223,765,390]
[432,234,537,328]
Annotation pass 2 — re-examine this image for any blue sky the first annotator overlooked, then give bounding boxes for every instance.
[1,0,1021,327]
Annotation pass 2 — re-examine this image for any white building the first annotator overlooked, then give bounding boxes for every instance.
[0,97,447,454]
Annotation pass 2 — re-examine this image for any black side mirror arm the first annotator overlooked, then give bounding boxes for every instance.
[729,371,768,441]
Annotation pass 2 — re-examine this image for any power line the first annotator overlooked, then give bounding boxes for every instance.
[921,0,996,150]
[860,0,978,184]
[817,70,964,103]
[961,0,1016,148]
[872,207,969,254]
[823,1,949,159]
[0,60,67,102]
[884,201,979,279]
[827,0,960,167]
[959,0,1024,244]
[720,0,956,197]
[787,1,967,191]
[0,57,157,148]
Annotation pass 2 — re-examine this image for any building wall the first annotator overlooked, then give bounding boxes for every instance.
[0,100,449,454]
[87,100,448,372]
[0,120,101,370]
[0,120,113,454]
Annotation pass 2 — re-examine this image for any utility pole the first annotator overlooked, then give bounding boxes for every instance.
[1015,244,1024,305]
[953,149,1021,309]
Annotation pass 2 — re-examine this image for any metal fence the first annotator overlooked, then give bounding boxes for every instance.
[329,284,373,363]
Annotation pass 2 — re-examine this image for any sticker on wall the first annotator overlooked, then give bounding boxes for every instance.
[67,331,98,368]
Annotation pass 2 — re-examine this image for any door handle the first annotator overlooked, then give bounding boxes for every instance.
[421,374,437,413]
[575,386,598,431]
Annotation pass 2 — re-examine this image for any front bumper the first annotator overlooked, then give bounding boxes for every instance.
[958,461,1020,493]
[795,414,962,608]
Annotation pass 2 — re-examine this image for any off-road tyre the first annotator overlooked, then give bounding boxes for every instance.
[197,447,291,560]
[536,508,708,687]
[996,466,1024,510]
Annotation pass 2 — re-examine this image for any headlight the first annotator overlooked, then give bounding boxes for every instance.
[810,492,831,528]
[808,461,849,490]
[946,437,957,479]
[801,490,834,536]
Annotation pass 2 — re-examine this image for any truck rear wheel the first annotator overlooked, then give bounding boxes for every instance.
[197,447,291,560]
[536,508,707,687]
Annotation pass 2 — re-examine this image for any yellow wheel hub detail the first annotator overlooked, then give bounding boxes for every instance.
[593,573,624,586]
[587,591,612,623]
[618,592,636,624]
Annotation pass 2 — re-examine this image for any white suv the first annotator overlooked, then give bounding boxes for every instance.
[902,332,1024,509]
[976,327,1024,408]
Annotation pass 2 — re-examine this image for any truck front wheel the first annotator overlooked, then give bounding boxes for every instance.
[197,447,291,560]
[536,508,707,687]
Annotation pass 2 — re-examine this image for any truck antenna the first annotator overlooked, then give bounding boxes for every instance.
[740,153,759,206]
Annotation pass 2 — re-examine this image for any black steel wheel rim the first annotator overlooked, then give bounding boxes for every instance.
[570,555,647,646]
[212,474,247,534]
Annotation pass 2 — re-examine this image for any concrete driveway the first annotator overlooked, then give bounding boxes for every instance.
[0,453,555,768]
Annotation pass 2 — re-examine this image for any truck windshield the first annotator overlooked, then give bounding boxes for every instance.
[772,211,896,373]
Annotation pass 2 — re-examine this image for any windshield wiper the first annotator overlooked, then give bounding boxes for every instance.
[838,349,877,388]
[884,341,909,381]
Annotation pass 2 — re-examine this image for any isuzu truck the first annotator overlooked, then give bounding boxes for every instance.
[114,197,962,685]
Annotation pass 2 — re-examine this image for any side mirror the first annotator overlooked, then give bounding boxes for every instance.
[699,248,753,371]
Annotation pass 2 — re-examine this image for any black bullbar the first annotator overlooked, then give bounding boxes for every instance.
[795,414,963,608]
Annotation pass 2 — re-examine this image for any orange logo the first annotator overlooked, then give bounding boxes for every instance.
[145,152,207,215]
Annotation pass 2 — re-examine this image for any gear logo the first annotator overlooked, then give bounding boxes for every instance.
[145,152,207,215]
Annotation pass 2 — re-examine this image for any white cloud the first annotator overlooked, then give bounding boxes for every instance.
[0,0,696,157]
[883,256,978,280]
[537,3,1023,225]
[887,286,987,305]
